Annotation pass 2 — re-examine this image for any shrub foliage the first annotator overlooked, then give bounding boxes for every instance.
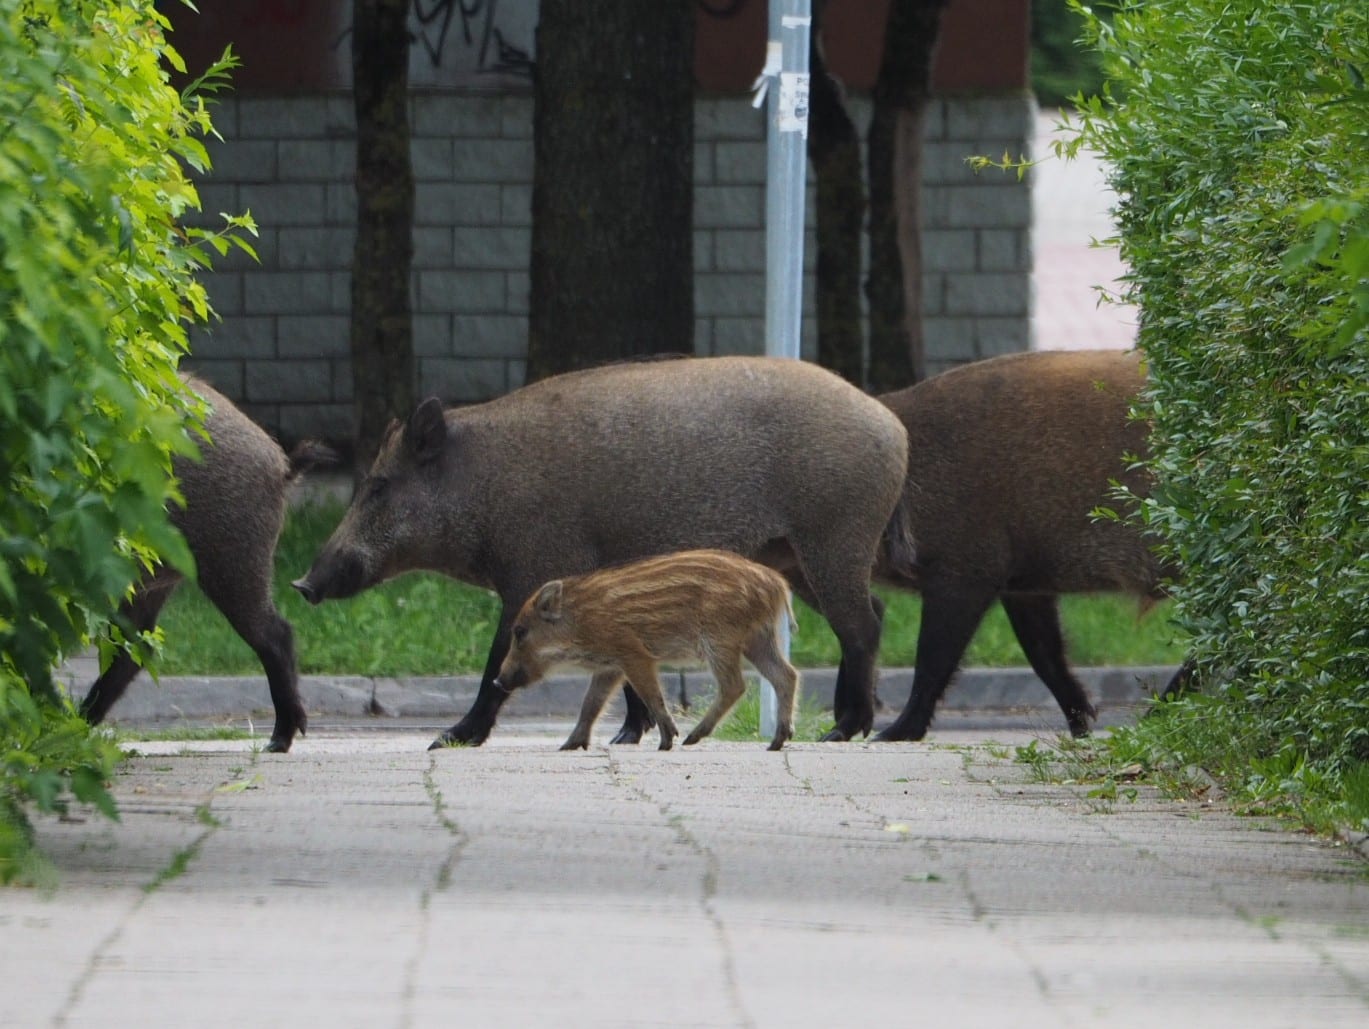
[1032,0,1110,107]
[0,0,248,881]
[1064,1,1369,798]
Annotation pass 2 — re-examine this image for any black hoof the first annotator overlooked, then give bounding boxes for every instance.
[873,722,927,743]
[429,733,474,750]
[264,737,292,754]
[1067,706,1097,738]
[610,725,644,745]
[431,719,491,749]
[429,737,472,750]
[823,712,872,743]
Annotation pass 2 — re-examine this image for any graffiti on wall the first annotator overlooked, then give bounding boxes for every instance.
[167,0,819,93]
[407,1,533,79]
[326,0,536,86]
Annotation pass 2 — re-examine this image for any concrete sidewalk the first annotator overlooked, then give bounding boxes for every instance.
[6,725,1367,1027]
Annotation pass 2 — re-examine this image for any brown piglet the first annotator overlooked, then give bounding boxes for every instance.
[493,550,800,752]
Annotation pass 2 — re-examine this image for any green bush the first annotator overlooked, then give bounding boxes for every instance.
[0,1,248,882]
[1062,0,1369,820]
[1031,0,1110,107]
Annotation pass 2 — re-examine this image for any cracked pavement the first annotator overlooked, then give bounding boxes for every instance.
[5,724,1367,1027]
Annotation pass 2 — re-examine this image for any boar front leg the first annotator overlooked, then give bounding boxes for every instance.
[561,671,627,751]
[430,606,518,749]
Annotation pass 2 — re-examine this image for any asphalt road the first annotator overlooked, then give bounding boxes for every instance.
[6,723,1367,1028]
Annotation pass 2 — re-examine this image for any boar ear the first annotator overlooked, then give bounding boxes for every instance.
[534,580,564,622]
[405,398,447,464]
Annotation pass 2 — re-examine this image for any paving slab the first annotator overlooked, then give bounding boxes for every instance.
[5,726,1366,1028]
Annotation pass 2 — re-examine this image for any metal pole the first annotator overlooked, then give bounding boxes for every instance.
[757,0,810,739]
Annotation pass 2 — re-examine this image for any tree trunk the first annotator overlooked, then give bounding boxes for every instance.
[807,8,866,388]
[350,0,415,478]
[526,0,694,381]
[865,0,949,393]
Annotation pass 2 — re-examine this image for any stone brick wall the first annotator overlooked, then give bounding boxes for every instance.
[920,96,1036,377]
[184,90,1033,441]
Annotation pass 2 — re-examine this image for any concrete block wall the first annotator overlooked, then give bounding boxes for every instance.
[183,90,1033,440]
[919,95,1036,378]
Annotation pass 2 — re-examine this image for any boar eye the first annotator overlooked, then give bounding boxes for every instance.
[512,624,528,644]
[363,476,389,502]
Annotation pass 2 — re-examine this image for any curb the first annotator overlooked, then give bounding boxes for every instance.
[56,658,1180,726]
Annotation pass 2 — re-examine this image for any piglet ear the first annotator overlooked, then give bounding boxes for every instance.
[405,398,447,463]
[534,580,564,622]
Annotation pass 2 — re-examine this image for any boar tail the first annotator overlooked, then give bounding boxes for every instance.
[286,440,341,481]
[881,492,918,579]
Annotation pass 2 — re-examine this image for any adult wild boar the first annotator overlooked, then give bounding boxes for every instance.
[870,349,1178,741]
[80,377,334,753]
[494,550,801,752]
[292,356,911,748]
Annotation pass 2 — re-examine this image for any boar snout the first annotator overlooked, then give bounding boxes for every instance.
[292,549,367,605]
[492,666,528,693]
[290,577,321,606]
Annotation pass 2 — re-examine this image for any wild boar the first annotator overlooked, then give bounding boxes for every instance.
[493,550,800,751]
[79,377,333,753]
[867,349,1179,741]
[292,355,911,749]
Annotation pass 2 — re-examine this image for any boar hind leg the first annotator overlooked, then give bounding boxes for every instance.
[222,604,305,753]
[1002,594,1096,737]
[828,593,886,725]
[198,564,306,753]
[743,631,800,751]
[800,564,883,742]
[683,647,749,747]
[80,576,179,726]
[562,671,625,751]
[876,582,996,743]
[787,578,883,728]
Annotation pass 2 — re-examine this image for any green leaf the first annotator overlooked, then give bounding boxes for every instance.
[70,766,119,821]
[0,0,247,872]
